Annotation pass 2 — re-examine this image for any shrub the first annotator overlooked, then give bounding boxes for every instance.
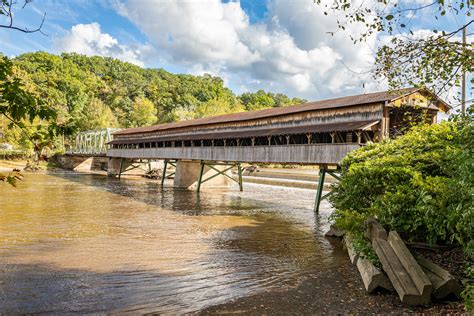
[330,120,473,248]
[0,149,31,160]
[330,118,473,309]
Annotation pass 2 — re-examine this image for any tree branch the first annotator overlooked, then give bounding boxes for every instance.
[0,0,46,35]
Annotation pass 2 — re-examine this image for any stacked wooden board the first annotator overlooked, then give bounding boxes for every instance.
[328,220,462,306]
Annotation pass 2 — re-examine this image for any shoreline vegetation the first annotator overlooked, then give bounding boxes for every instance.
[329,119,473,311]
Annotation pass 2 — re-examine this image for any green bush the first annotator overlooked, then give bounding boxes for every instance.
[0,149,31,160]
[330,120,473,247]
[330,118,473,309]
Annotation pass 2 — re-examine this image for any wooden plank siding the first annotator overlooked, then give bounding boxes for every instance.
[107,143,361,165]
[115,103,384,141]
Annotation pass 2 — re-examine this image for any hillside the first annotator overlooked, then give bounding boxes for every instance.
[1,52,305,149]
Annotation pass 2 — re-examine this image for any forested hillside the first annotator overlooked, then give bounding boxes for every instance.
[1,52,305,150]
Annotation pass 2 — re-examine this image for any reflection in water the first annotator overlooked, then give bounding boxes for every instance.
[0,173,342,314]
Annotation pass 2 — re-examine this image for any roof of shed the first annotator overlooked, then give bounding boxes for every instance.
[115,87,446,136]
[109,120,379,144]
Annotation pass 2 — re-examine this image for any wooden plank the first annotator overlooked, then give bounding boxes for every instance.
[373,238,428,305]
[417,256,462,299]
[388,231,432,302]
[356,257,393,293]
[324,224,345,237]
[365,218,388,241]
[343,235,359,265]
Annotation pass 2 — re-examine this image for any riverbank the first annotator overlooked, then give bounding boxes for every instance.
[200,244,466,315]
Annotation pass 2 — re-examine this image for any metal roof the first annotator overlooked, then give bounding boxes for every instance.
[109,120,379,144]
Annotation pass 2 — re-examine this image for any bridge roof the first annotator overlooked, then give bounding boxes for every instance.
[115,87,445,136]
[109,120,378,144]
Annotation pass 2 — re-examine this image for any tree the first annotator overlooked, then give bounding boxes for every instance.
[129,96,157,127]
[239,90,306,111]
[315,0,473,107]
[81,98,118,130]
[194,98,244,118]
[0,56,59,182]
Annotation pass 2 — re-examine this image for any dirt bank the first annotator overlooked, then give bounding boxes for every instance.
[200,245,466,315]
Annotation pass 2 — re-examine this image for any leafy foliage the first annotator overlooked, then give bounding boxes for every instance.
[330,115,474,309]
[330,118,473,308]
[348,232,381,268]
[239,90,306,111]
[0,169,23,186]
[314,0,473,101]
[0,55,67,180]
[331,120,473,247]
[2,52,303,149]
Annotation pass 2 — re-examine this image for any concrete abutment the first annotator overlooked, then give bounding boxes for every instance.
[173,160,234,189]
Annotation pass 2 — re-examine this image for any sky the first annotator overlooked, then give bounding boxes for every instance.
[0,0,472,105]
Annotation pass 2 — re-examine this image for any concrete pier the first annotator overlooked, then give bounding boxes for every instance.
[107,157,121,176]
[173,160,233,189]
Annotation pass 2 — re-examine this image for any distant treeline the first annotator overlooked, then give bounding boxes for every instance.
[1,52,305,148]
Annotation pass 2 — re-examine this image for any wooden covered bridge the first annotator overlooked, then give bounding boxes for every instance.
[106,88,449,211]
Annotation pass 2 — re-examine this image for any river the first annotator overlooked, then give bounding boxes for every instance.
[0,172,346,314]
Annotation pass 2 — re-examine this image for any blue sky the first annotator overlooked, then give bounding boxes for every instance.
[0,0,471,105]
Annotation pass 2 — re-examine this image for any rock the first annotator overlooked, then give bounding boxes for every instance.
[356,257,393,293]
[416,256,462,300]
[325,224,345,237]
[343,235,359,265]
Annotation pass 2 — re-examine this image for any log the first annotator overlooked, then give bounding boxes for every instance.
[356,257,393,293]
[416,256,462,300]
[373,237,431,306]
[343,235,359,265]
[365,218,387,241]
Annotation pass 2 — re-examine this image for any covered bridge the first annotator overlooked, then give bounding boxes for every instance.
[107,88,449,165]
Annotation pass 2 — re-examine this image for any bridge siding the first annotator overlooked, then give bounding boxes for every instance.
[107,143,360,165]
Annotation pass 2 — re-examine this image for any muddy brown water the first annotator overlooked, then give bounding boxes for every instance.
[0,173,346,314]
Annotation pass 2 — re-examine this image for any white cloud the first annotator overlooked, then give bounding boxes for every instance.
[114,0,385,99]
[55,22,150,67]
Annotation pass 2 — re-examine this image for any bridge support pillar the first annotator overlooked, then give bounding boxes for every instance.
[314,166,341,213]
[107,157,122,177]
[161,159,177,185]
[174,160,240,190]
[108,158,155,178]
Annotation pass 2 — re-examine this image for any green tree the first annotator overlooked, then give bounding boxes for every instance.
[80,98,118,130]
[195,98,244,118]
[129,96,157,127]
[239,90,306,111]
[315,0,473,104]
[0,56,62,179]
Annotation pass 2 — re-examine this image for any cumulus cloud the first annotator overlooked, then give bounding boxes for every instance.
[55,22,150,66]
[114,0,383,99]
